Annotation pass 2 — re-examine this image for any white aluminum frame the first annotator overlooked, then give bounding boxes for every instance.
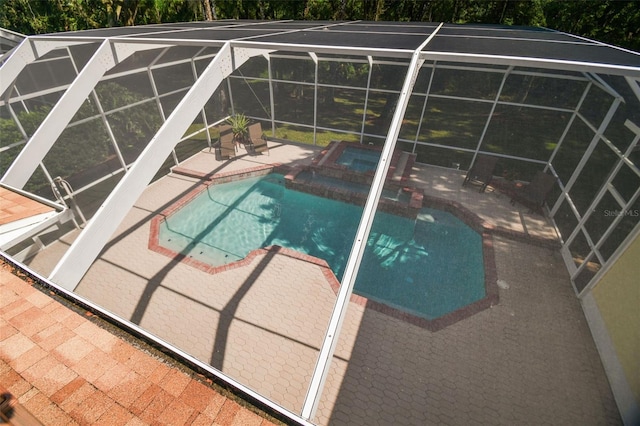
[0,38,87,96]
[1,40,168,188]
[301,24,442,420]
[2,20,640,424]
[49,42,272,290]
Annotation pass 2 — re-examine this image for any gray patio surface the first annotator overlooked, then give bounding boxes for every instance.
[22,140,621,425]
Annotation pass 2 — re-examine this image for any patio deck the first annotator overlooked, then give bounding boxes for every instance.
[15,141,620,425]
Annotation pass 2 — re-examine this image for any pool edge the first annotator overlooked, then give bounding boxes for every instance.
[149,165,524,332]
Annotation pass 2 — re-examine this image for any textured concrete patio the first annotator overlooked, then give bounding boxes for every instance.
[17,141,621,425]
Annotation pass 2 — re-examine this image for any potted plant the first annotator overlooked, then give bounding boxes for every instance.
[226,113,250,145]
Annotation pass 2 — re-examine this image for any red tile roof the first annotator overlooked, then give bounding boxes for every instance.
[0,261,281,426]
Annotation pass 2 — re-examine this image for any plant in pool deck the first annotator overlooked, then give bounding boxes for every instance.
[226,113,250,144]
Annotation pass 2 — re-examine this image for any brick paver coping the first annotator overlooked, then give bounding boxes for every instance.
[0,260,284,426]
[153,164,503,332]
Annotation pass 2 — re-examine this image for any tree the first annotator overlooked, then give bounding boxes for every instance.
[0,0,107,34]
[544,0,640,51]
[203,0,214,20]
[1,1,638,51]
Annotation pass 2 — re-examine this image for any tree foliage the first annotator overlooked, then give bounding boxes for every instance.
[1,1,638,50]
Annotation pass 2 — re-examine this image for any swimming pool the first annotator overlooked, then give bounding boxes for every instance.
[156,173,486,320]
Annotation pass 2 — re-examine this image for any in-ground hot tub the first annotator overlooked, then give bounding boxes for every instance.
[312,141,416,184]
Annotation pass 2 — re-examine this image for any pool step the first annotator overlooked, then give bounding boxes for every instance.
[316,141,340,167]
[391,151,415,182]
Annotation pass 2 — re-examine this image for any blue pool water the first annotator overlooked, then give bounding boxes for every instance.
[336,146,381,172]
[159,174,485,319]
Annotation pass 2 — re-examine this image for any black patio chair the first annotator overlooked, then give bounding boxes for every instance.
[463,155,498,192]
[510,171,557,214]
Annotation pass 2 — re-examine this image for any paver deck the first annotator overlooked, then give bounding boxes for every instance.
[12,141,621,425]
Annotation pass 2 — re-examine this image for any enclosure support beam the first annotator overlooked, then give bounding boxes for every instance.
[564,110,637,291]
[301,24,442,421]
[572,155,639,296]
[190,52,213,150]
[548,82,593,213]
[1,40,115,188]
[555,95,621,213]
[1,40,166,188]
[0,41,35,95]
[48,43,267,291]
[309,52,319,146]
[586,72,623,100]
[471,65,513,165]
[148,47,170,122]
[227,73,235,116]
[359,56,374,145]
[625,77,640,103]
[555,96,621,292]
[413,61,436,152]
[549,80,593,209]
[66,46,128,173]
[267,54,276,137]
[4,97,60,195]
[0,38,82,96]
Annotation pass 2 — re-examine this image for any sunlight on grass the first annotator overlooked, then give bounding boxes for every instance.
[429,129,453,138]
[401,118,419,126]
[334,96,360,106]
[273,125,359,147]
[273,126,314,144]
[182,123,209,140]
[316,131,359,146]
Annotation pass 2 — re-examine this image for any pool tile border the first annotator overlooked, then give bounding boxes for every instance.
[149,164,286,275]
[150,164,557,332]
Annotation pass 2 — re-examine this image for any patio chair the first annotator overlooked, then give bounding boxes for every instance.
[218,124,237,160]
[510,171,557,214]
[247,122,269,156]
[463,154,498,192]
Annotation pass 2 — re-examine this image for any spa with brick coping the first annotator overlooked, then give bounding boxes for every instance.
[311,140,416,184]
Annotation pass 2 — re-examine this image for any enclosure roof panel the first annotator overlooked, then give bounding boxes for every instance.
[0,28,25,58]
[52,26,185,38]
[425,33,640,68]
[27,20,640,75]
[249,30,428,50]
[133,28,286,41]
[324,22,440,34]
[437,24,580,42]
[425,23,640,69]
